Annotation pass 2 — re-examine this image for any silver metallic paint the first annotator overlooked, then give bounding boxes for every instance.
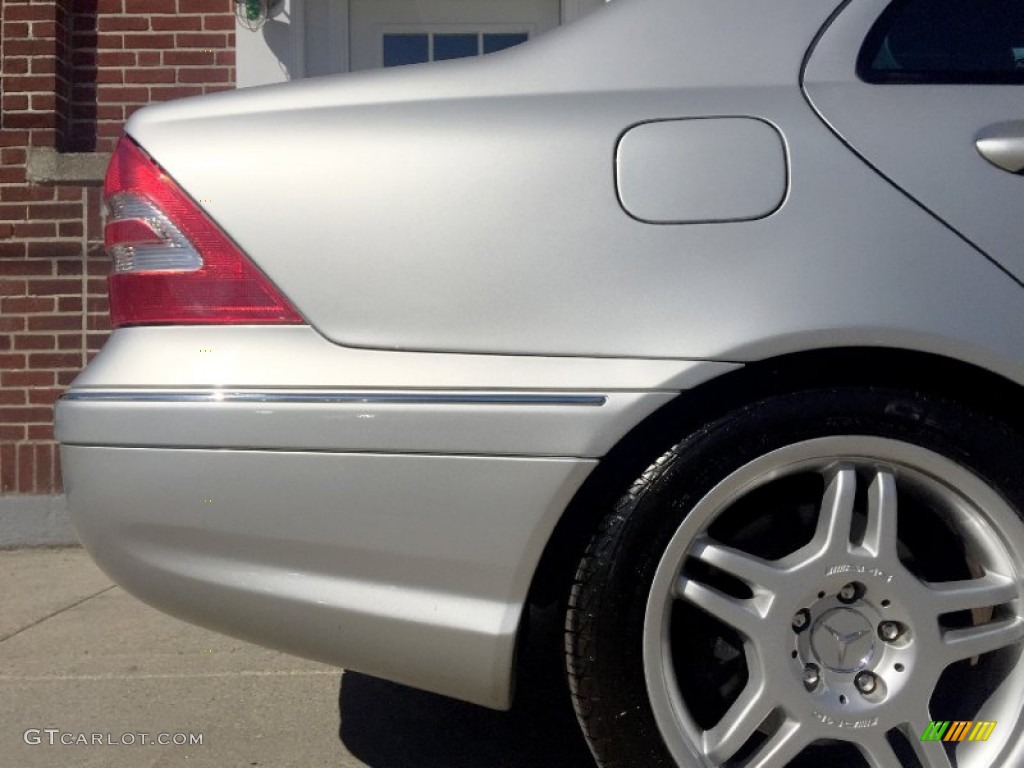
[63,445,594,708]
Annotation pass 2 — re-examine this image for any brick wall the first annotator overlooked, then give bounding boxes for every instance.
[1,1,236,495]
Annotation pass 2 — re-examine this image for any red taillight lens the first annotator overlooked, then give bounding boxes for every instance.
[104,136,303,327]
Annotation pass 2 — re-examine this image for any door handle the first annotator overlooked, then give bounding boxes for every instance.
[976,121,1024,174]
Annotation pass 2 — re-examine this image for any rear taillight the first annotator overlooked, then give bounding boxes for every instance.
[104,136,303,327]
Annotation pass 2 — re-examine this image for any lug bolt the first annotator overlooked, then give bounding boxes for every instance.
[803,663,821,690]
[855,671,878,695]
[838,583,859,603]
[792,609,810,633]
[878,621,903,642]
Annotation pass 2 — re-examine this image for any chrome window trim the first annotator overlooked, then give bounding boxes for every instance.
[60,390,608,406]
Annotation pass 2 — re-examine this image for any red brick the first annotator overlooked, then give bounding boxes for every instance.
[125,0,176,11]
[96,0,124,11]
[87,333,109,351]
[203,14,236,31]
[31,20,58,38]
[0,444,15,492]
[57,370,79,386]
[0,407,53,424]
[161,49,214,65]
[26,241,83,259]
[17,444,34,494]
[153,15,202,31]
[0,242,27,258]
[28,314,83,330]
[2,297,54,314]
[87,296,109,314]
[29,353,82,369]
[0,354,27,370]
[96,69,125,84]
[1,147,28,164]
[3,39,55,57]
[28,424,56,442]
[30,57,58,75]
[0,427,26,442]
[12,222,57,238]
[97,50,136,66]
[27,203,81,219]
[0,316,26,332]
[97,32,125,49]
[87,313,111,330]
[58,221,85,237]
[2,92,29,111]
[149,85,203,100]
[3,57,30,75]
[0,131,31,147]
[27,388,66,406]
[179,67,230,83]
[0,390,27,405]
[98,15,150,31]
[7,21,32,36]
[3,187,55,203]
[4,111,58,131]
[14,335,57,350]
[27,278,82,296]
[2,369,55,387]
[180,0,230,11]
[96,103,124,120]
[125,67,176,84]
[57,187,83,202]
[99,85,149,103]
[57,332,82,349]
[30,93,58,111]
[0,260,53,277]
[37,443,56,493]
[123,33,176,49]
[0,279,28,297]
[175,32,226,48]
[0,167,32,183]
[4,6,53,22]
[2,75,57,93]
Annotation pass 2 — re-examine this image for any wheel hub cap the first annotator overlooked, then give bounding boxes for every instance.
[811,607,877,673]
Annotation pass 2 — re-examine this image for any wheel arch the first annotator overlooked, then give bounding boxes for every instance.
[524,345,1024,615]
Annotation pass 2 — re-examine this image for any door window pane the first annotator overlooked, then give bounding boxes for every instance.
[434,33,479,60]
[859,0,1024,84]
[383,34,429,67]
[483,32,528,54]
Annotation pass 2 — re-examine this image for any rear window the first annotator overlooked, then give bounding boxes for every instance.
[858,0,1024,84]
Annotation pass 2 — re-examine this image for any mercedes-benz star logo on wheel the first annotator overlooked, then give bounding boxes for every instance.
[811,608,877,673]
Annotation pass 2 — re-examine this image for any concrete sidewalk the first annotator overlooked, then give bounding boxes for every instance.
[0,548,594,768]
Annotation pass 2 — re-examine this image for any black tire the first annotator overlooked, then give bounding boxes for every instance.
[564,388,1024,768]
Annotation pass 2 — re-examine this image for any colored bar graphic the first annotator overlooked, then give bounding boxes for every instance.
[920,720,997,742]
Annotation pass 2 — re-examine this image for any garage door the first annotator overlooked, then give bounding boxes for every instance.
[348,0,560,71]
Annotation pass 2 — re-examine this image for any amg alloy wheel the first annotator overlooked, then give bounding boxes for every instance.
[567,390,1024,767]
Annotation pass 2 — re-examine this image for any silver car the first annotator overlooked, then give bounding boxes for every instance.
[56,0,1024,765]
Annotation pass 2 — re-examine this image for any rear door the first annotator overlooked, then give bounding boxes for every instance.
[804,0,1024,282]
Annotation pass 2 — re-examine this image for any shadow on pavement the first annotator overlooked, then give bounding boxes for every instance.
[338,670,595,767]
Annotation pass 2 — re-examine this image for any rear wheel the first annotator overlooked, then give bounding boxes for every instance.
[565,389,1024,767]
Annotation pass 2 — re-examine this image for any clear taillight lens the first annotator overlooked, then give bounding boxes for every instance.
[104,136,303,328]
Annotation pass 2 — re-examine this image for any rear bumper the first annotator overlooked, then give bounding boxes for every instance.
[56,326,738,708]
[60,443,593,708]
